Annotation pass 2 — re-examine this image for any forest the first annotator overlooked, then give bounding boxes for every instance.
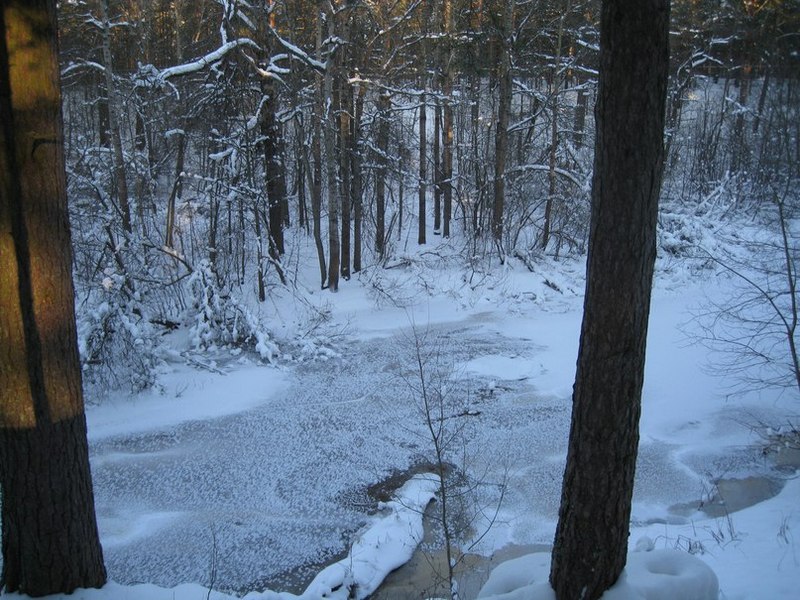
[53,0,797,396]
[1,0,799,599]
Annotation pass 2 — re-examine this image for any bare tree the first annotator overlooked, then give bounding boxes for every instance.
[693,184,799,396]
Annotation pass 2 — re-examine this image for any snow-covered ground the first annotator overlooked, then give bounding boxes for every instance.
[9,235,798,600]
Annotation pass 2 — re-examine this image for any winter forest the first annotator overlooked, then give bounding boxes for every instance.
[1,0,799,599]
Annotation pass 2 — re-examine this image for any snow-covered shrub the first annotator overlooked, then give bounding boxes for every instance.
[77,272,161,397]
[184,260,278,361]
[657,210,720,258]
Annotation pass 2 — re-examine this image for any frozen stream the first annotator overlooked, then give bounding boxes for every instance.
[89,311,766,595]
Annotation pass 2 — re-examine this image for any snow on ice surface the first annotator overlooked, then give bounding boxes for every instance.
[86,365,290,441]
[3,474,438,600]
[17,246,798,599]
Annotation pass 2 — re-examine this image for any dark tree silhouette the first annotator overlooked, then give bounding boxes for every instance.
[549,1,671,599]
[0,1,106,595]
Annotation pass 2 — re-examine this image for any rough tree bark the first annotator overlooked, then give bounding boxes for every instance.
[0,1,107,595]
[549,1,670,599]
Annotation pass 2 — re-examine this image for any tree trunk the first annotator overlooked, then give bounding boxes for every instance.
[441,0,454,238]
[338,78,351,279]
[296,146,307,232]
[0,2,106,594]
[165,130,185,249]
[731,63,751,174]
[549,1,670,599]
[99,0,132,234]
[752,68,770,134]
[352,82,364,273]
[433,99,442,234]
[492,0,513,252]
[418,90,427,245]
[254,199,266,302]
[471,74,482,234]
[312,4,326,288]
[324,2,340,292]
[173,0,183,63]
[398,150,404,239]
[97,73,110,147]
[573,82,588,149]
[376,92,390,260]
[262,0,287,262]
[542,0,570,252]
[263,75,286,259]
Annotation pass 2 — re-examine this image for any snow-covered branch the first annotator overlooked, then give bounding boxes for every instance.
[156,38,261,81]
[272,32,326,73]
[507,164,586,189]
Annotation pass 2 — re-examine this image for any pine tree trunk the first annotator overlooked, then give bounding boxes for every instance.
[0,2,106,594]
[550,1,670,598]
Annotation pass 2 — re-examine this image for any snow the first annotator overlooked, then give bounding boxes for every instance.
[86,366,290,441]
[477,549,719,600]
[154,38,260,81]
[7,237,799,600]
[2,474,438,600]
[299,474,439,600]
[629,476,800,600]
